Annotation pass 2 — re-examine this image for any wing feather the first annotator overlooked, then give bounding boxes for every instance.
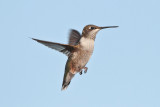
[68,29,81,45]
[32,38,77,56]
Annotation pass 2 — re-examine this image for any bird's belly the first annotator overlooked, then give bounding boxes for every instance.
[72,50,93,72]
[78,53,91,67]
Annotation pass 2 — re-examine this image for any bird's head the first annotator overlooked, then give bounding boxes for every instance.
[82,24,118,40]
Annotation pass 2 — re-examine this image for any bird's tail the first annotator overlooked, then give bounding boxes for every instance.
[61,71,75,90]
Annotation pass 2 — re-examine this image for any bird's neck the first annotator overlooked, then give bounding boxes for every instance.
[79,37,95,50]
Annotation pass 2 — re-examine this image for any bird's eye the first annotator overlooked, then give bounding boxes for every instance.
[89,27,95,30]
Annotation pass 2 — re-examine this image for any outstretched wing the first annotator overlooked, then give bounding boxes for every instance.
[68,29,81,45]
[32,38,77,56]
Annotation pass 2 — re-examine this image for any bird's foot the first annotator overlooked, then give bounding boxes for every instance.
[83,67,88,73]
[79,67,88,75]
[79,71,82,75]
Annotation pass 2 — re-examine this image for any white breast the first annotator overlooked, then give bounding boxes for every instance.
[80,37,94,51]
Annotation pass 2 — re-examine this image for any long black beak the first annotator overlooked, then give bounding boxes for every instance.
[100,26,119,29]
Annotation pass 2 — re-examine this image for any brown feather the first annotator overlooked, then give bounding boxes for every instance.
[32,38,77,56]
[68,29,81,45]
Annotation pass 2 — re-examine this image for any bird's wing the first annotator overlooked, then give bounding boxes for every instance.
[32,38,77,56]
[68,29,81,45]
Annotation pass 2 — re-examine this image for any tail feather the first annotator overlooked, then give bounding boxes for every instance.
[61,72,75,90]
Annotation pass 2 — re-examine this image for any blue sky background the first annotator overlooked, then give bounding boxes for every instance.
[0,0,160,107]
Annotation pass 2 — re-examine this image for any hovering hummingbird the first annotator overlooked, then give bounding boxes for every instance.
[32,24,118,90]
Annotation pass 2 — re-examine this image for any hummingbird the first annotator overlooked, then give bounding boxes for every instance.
[32,24,118,90]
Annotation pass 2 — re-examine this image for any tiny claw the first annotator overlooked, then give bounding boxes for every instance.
[79,71,82,75]
[83,67,88,73]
